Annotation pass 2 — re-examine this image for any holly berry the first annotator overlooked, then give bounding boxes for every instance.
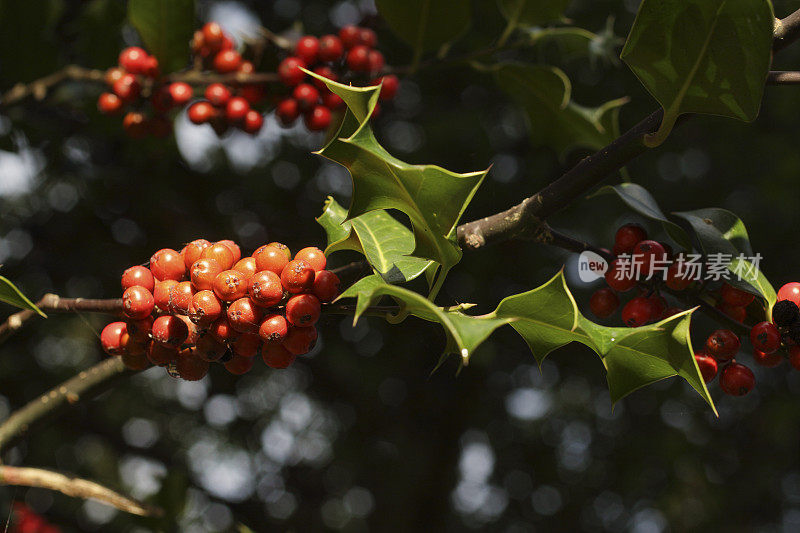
[112,73,141,102]
[152,315,189,347]
[750,321,780,354]
[632,240,667,278]
[276,98,300,126]
[589,288,619,318]
[318,34,344,62]
[189,290,223,325]
[225,96,250,123]
[118,46,148,73]
[213,50,243,73]
[217,240,241,262]
[201,242,235,270]
[105,67,125,86]
[249,270,284,307]
[263,343,296,369]
[98,92,123,114]
[753,349,783,368]
[647,294,667,321]
[281,259,315,293]
[202,22,225,49]
[614,224,647,254]
[205,83,232,106]
[147,341,178,366]
[175,350,209,381]
[295,35,320,64]
[122,112,148,138]
[705,329,740,361]
[181,239,211,270]
[304,105,331,131]
[322,92,344,109]
[196,334,227,362]
[259,314,289,343]
[188,101,216,124]
[154,280,178,311]
[374,75,399,101]
[720,283,755,307]
[122,286,155,320]
[359,28,378,47]
[621,296,654,327]
[294,247,326,272]
[253,244,289,274]
[150,248,186,281]
[232,333,262,358]
[312,270,340,303]
[225,353,255,375]
[339,25,361,48]
[121,265,155,292]
[286,294,321,327]
[346,45,371,71]
[168,82,193,106]
[101,322,128,356]
[694,352,718,383]
[233,257,258,282]
[227,297,264,334]
[293,84,320,112]
[278,56,307,86]
[190,257,223,291]
[367,50,385,73]
[777,282,800,307]
[242,110,264,134]
[665,262,692,291]
[719,363,755,396]
[605,259,636,292]
[210,316,238,343]
[283,326,318,355]
[168,281,195,315]
[213,269,249,301]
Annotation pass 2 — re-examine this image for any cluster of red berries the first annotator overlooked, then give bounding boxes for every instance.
[275,25,399,130]
[99,239,340,381]
[9,503,60,533]
[185,22,265,135]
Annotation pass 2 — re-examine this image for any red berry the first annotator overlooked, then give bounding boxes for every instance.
[281,259,315,294]
[589,288,619,318]
[605,259,636,292]
[359,28,377,47]
[242,110,264,134]
[232,333,262,358]
[778,282,800,307]
[312,66,337,90]
[718,303,747,323]
[240,84,265,104]
[278,56,307,86]
[648,294,667,320]
[286,294,321,327]
[112,73,140,102]
[175,350,210,381]
[181,239,212,270]
[213,269,249,302]
[202,22,225,49]
[105,66,125,86]
[750,321,780,354]
[753,349,783,368]
[295,35,320,64]
[233,257,258,282]
[150,248,186,282]
[719,363,755,396]
[118,46,148,73]
[318,34,344,62]
[225,96,250,123]
[152,315,189,347]
[196,334,227,362]
[373,75,399,101]
[189,290,223,325]
[213,49,242,73]
[142,55,159,78]
[721,283,755,307]
[268,242,292,259]
[225,353,255,374]
[201,242,235,270]
[263,343,296,368]
[101,321,128,356]
[367,50,384,73]
[253,244,289,274]
[632,240,667,279]
[259,314,289,343]
[217,239,241,263]
[621,296,655,327]
[98,92,123,114]
[614,224,647,254]
[276,98,300,126]
[322,92,344,109]
[312,270,340,302]
[128,316,153,341]
[304,105,331,131]
[294,247,326,272]
[210,316,238,343]
[190,258,223,291]
[249,270,284,307]
[188,101,216,124]
[346,45,370,71]
[790,346,800,370]
[168,281,196,315]
[168,82,193,106]
[205,83,232,106]
[123,112,149,139]
[122,286,154,320]
[147,341,178,366]
[283,326,317,355]
[153,280,178,312]
[121,265,155,293]
[339,25,361,48]
[227,297,264,334]
[293,84,320,112]
[665,261,693,291]
[705,329,740,361]
[694,352,718,383]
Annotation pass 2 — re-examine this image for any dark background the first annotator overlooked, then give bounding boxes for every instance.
[1,0,800,531]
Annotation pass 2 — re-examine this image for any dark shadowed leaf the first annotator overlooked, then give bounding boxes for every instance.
[128,0,195,73]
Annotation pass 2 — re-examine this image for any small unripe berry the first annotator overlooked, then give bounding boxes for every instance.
[318,34,344,61]
[188,101,216,124]
[283,326,318,355]
[249,270,284,307]
[705,329,740,361]
[263,343,296,369]
[719,362,755,396]
[227,297,264,334]
[209,316,238,343]
[101,322,128,356]
[589,288,619,318]
[286,294,321,327]
[121,265,155,293]
[213,269,248,302]
[147,341,178,366]
[773,299,800,328]
[181,239,211,270]
[778,282,800,307]
[339,25,361,49]
[259,314,289,343]
[205,83,232,106]
[150,248,186,281]
[605,259,637,292]
[276,98,300,126]
[190,258,223,291]
[312,270,340,303]
[346,45,370,71]
[123,286,155,320]
[750,321,780,354]
[118,46,148,73]
[278,56,307,86]
[232,333,262,358]
[175,350,210,381]
[189,290,223,325]
[281,259,315,294]
[225,353,255,374]
[225,96,250,123]
[152,315,189,347]
[753,349,783,368]
[153,280,178,311]
[168,82,193,106]
[201,242,235,270]
[621,296,655,327]
[614,224,647,254]
[213,49,242,73]
[295,35,319,64]
[293,84,320,112]
[304,105,331,131]
[168,281,195,315]
[694,352,718,383]
[294,247,326,272]
[98,92,123,114]
[253,245,289,275]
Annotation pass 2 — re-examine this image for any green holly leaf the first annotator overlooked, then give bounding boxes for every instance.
[591,183,692,249]
[673,208,753,257]
[0,276,45,317]
[128,0,195,74]
[375,0,471,61]
[728,257,776,314]
[309,70,487,295]
[317,197,434,284]
[489,62,627,158]
[497,0,571,27]
[621,0,773,147]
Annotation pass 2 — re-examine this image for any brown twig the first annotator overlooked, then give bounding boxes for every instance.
[0,464,161,517]
[767,70,800,84]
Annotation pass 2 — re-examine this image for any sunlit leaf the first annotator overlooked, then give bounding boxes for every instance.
[0,276,45,317]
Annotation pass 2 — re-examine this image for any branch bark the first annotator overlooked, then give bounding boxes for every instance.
[0,464,161,517]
